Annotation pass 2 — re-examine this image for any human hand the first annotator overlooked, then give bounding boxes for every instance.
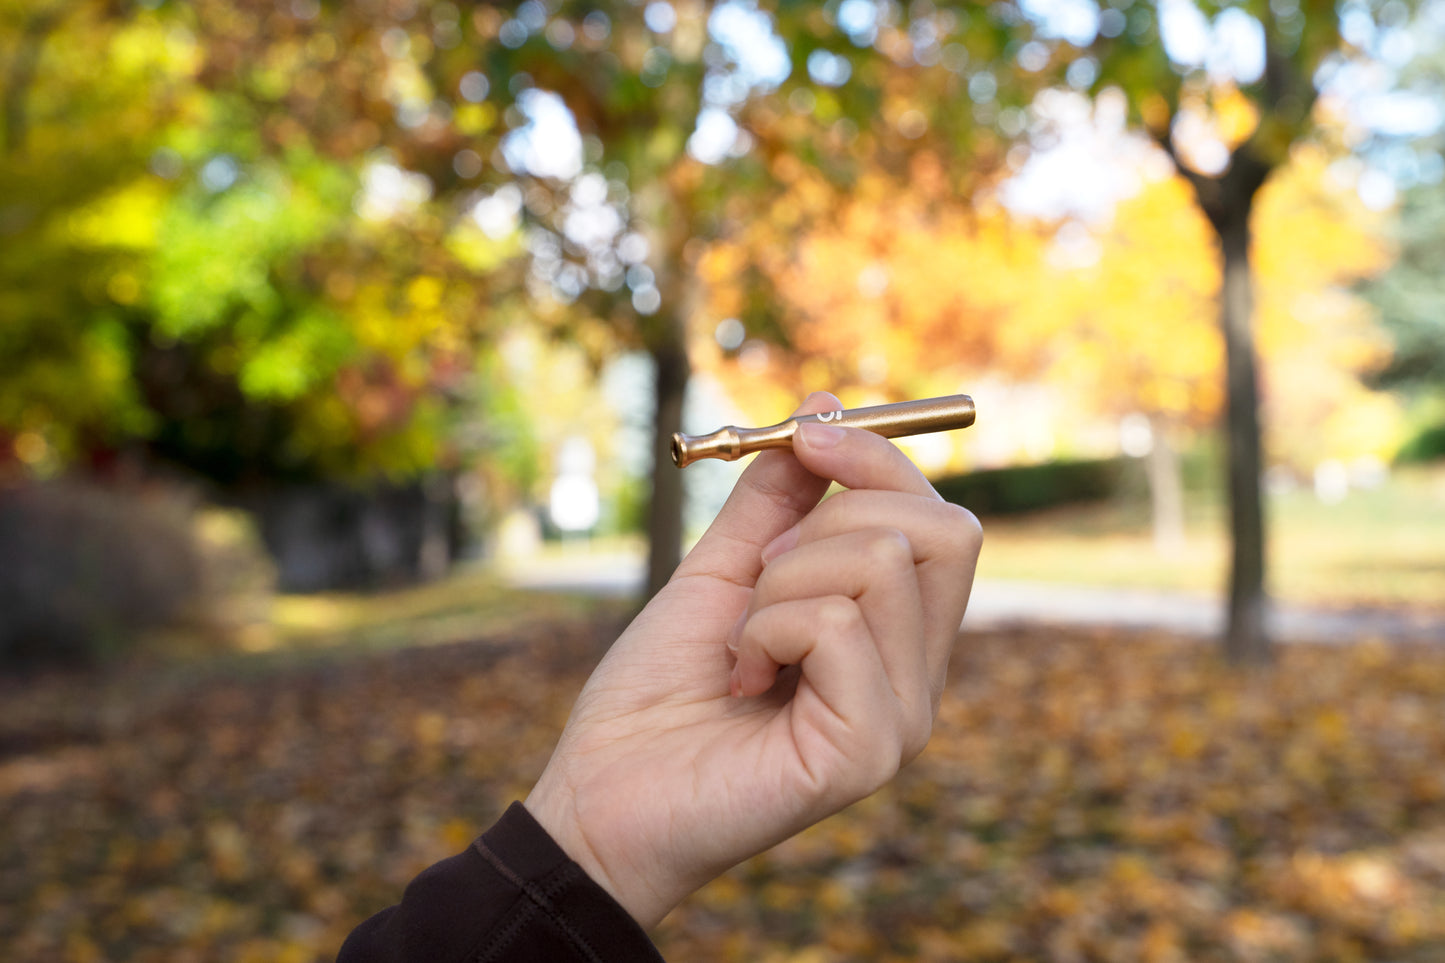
[524,392,982,928]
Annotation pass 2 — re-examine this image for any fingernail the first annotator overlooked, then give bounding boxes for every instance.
[798,421,845,448]
[760,525,799,565]
[725,610,747,653]
[729,664,743,698]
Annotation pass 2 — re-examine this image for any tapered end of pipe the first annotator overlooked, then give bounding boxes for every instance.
[671,428,737,467]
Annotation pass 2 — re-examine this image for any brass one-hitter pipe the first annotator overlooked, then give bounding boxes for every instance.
[672,394,976,468]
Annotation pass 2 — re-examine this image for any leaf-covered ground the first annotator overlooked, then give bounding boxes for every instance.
[4,620,1445,963]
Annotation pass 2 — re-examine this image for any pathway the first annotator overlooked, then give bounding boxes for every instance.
[495,551,1445,645]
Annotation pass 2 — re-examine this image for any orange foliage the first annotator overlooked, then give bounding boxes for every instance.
[698,170,1051,421]
[698,143,1396,468]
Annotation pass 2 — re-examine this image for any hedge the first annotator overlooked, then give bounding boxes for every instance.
[932,456,1146,516]
[0,481,205,668]
[1395,422,1445,464]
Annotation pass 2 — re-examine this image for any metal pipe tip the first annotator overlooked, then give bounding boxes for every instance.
[671,428,736,467]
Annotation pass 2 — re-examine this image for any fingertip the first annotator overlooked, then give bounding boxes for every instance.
[733,648,779,699]
[790,421,940,500]
[795,390,843,417]
[760,524,800,565]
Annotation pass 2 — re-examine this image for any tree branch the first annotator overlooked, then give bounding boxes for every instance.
[1149,123,1219,220]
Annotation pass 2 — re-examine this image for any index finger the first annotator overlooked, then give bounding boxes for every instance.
[791,421,943,500]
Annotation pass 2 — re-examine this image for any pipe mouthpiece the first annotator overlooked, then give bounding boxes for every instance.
[671,428,737,468]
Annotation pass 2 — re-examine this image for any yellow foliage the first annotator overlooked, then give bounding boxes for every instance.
[1211,86,1261,149]
[453,101,497,135]
[1251,148,1399,466]
[1042,174,1222,428]
[62,180,169,250]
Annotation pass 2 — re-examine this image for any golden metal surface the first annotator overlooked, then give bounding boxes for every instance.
[672,394,976,467]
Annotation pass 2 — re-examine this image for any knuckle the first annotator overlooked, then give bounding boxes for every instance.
[815,596,864,638]
[939,502,983,548]
[866,527,914,569]
[838,733,900,800]
[901,703,934,762]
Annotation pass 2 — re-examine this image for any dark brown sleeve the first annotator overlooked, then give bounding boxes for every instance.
[337,802,665,963]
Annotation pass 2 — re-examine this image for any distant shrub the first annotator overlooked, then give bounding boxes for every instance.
[1395,422,1445,464]
[236,477,459,593]
[0,480,209,668]
[932,457,1146,515]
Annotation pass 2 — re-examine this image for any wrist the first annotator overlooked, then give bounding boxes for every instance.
[524,777,676,930]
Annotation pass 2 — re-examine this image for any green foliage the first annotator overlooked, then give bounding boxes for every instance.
[152,155,351,344]
[1395,421,1445,463]
[933,457,1146,516]
[0,6,524,488]
[139,155,373,476]
[1361,167,1445,393]
[0,4,180,463]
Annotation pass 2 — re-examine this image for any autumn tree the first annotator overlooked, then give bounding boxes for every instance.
[0,1,554,595]
[172,0,822,596]
[1052,148,1390,550]
[1015,0,1419,663]
[418,1,1029,592]
[474,2,716,597]
[1,1,520,487]
[698,159,1051,430]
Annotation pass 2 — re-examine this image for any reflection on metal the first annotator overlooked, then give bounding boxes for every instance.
[672,394,976,468]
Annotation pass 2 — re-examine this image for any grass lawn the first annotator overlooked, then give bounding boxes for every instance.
[974,465,1445,611]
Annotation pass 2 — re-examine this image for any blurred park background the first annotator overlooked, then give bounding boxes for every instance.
[3,0,1445,960]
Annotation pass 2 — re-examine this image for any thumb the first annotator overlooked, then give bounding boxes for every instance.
[670,392,840,587]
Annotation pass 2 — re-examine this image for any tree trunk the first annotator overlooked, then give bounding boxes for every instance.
[1146,413,1186,557]
[1215,211,1270,664]
[3,10,63,156]
[645,314,690,599]
[1174,139,1274,665]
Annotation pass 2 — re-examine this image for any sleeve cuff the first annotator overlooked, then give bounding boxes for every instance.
[473,802,664,962]
[338,802,664,963]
